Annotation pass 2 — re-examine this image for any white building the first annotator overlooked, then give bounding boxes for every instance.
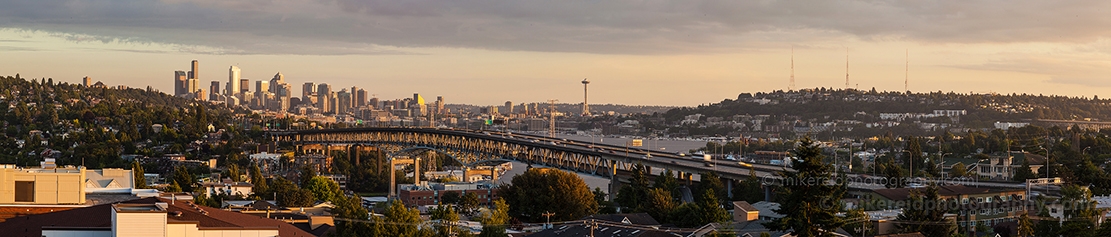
[0,197,314,237]
[200,181,253,198]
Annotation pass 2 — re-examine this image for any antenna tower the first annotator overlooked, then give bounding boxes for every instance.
[845,48,850,90]
[790,47,795,91]
[905,49,909,93]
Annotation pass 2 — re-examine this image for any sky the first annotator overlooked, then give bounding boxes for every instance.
[2,0,1111,106]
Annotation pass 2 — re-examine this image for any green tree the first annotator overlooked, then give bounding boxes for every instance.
[477,199,510,237]
[165,180,183,192]
[304,176,341,203]
[499,168,598,222]
[333,193,375,236]
[733,169,765,203]
[765,136,846,237]
[248,163,268,196]
[430,205,461,236]
[670,203,703,228]
[843,208,874,236]
[1012,158,1036,181]
[895,185,955,237]
[950,163,968,178]
[440,191,461,205]
[615,164,651,211]
[225,163,241,182]
[1033,208,1061,237]
[883,158,906,188]
[698,189,730,224]
[1017,213,1034,237]
[594,188,616,214]
[654,169,680,199]
[377,200,432,237]
[172,165,195,192]
[460,192,480,215]
[299,165,317,188]
[132,160,148,189]
[1059,184,1099,237]
[642,188,676,223]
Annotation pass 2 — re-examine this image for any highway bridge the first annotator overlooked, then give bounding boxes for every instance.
[268,127,1035,198]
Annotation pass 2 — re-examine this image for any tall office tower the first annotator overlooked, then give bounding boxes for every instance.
[369,97,379,109]
[436,96,445,115]
[256,80,270,96]
[348,86,358,110]
[269,72,285,95]
[302,82,315,102]
[279,83,292,112]
[239,79,250,94]
[190,60,199,80]
[356,89,367,108]
[209,81,220,101]
[316,83,332,113]
[521,103,529,116]
[337,89,351,114]
[412,93,427,116]
[581,78,591,116]
[255,80,270,108]
[174,71,187,95]
[329,91,338,114]
[187,78,199,94]
[228,66,241,97]
[505,101,514,114]
[83,76,92,88]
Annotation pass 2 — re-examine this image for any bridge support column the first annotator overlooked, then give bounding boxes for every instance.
[609,160,619,202]
[389,158,396,199]
[352,145,360,166]
[414,158,420,185]
[726,179,734,199]
[684,173,693,186]
[764,185,773,202]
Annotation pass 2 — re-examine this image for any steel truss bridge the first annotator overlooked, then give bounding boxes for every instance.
[268,127,1031,197]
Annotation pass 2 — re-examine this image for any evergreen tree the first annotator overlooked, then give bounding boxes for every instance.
[593,188,616,214]
[172,165,195,192]
[1016,213,1034,237]
[654,169,680,199]
[895,185,955,237]
[1059,185,1099,237]
[642,188,676,223]
[132,160,148,189]
[477,199,510,237]
[765,136,845,237]
[615,164,651,211]
[248,163,268,196]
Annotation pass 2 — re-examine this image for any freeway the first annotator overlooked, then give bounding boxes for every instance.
[273,127,1035,190]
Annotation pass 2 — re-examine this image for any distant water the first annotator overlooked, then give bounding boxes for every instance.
[496,161,614,193]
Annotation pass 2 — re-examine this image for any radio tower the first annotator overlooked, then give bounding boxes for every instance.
[845,48,850,90]
[905,49,909,93]
[789,47,795,91]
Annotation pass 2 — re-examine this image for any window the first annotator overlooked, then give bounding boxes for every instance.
[15,181,34,202]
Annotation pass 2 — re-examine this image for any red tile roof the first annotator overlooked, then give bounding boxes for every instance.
[0,197,316,237]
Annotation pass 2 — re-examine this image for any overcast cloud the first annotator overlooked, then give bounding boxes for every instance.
[3,0,1110,55]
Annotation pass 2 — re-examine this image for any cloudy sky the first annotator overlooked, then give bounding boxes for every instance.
[2,0,1111,106]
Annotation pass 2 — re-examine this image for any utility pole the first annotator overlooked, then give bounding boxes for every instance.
[548,99,558,138]
[542,211,555,229]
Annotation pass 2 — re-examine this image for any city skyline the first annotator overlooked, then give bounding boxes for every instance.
[4,1,1111,106]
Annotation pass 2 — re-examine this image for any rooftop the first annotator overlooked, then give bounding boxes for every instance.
[0,197,316,237]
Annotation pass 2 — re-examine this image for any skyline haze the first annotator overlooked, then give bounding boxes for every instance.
[3,1,1111,106]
